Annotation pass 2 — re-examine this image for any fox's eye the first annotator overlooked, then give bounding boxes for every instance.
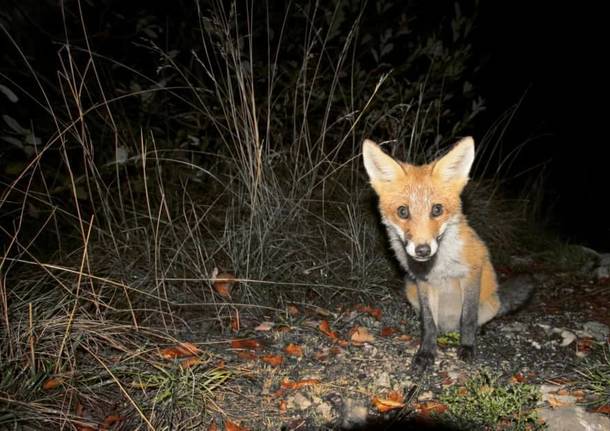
[431,204,443,217]
[397,205,410,219]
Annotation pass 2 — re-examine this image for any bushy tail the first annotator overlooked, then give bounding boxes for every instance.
[497,274,535,316]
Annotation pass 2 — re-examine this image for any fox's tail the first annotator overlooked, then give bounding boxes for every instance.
[497,274,535,316]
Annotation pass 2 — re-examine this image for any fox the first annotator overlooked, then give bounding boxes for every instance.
[362,136,533,371]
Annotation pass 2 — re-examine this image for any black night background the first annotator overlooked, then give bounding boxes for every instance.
[1,1,608,430]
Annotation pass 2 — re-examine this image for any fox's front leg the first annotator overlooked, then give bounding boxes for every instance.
[459,272,482,361]
[412,282,437,372]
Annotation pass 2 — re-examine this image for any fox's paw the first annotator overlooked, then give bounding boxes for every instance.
[457,345,476,362]
[411,350,435,373]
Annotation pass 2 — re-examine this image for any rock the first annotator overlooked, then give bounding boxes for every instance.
[560,330,577,347]
[374,371,391,388]
[316,402,334,423]
[340,398,368,428]
[292,392,312,410]
[583,321,609,342]
[538,406,610,431]
[594,253,610,279]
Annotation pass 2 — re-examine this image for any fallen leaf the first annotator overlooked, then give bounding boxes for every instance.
[281,378,321,389]
[255,321,274,331]
[398,334,413,342]
[547,394,572,409]
[372,396,405,413]
[230,311,240,333]
[380,327,400,337]
[100,415,124,429]
[231,338,263,350]
[225,419,249,431]
[180,357,202,369]
[350,326,374,344]
[260,354,284,367]
[592,404,610,415]
[279,399,288,413]
[212,269,236,299]
[319,320,338,339]
[160,341,201,359]
[357,305,382,320]
[417,401,449,416]
[42,377,64,390]
[287,305,300,316]
[208,420,219,431]
[576,337,594,356]
[236,350,257,361]
[387,390,405,403]
[284,343,303,357]
[510,372,526,384]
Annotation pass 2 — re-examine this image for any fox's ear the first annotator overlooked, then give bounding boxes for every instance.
[432,136,475,184]
[362,139,403,183]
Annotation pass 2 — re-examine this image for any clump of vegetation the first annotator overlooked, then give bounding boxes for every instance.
[575,345,610,409]
[440,370,542,430]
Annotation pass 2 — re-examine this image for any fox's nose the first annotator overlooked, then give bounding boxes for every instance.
[415,244,431,258]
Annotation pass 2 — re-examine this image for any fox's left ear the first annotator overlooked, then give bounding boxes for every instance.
[432,137,475,185]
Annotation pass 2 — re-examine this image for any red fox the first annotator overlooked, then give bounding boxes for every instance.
[362,137,532,371]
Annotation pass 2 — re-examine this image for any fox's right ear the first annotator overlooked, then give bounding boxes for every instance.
[362,139,403,183]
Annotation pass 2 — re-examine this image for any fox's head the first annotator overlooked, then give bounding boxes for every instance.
[362,137,474,263]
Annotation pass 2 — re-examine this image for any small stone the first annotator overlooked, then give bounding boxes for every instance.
[293,392,312,410]
[560,330,577,347]
[417,391,433,401]
[583,321,609,342]
[316,402,334,422]
[375,371,391,388]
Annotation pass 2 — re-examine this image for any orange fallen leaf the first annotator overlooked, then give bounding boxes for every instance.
[287,305,300,316]
[281,378,321,389]
[357,305,382,320]
[100,415,124,429]
[160,341,200,359]
[372,396,405,413]
[212,270,236,299]
[42,377,64,390]
[279,399,288,413]
[350,326,375,344]
[231,338,263,350]
[592,404,610,415]
[208,420,219,431]
[510,372,526,384]
[284,343,303,357]
[180,357,202,369]
[380,327,400,337]
[236,350,257,361]
[225,419,249,431]
[387,390,405,403]
[547,394,572,409]
[319,320,337,339]
[260,354,284,367]
[417,400,448,416]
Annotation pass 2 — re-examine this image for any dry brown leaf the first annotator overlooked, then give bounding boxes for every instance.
[230,311,240,333]
[207,420,219,431]
[225,419,249,431]
[350,326,374,344]
[380,327,400,337]
[42,377,64,390]
[372,396,405,413]
[284,343,303,357]
[319,320,338,339]
[287,305,300,316]
[510,372,526,384]
[398,334,413,342]
[279,399,288,413]
[547,394,572,409]
[212,270,236,298]
[260,354,284,367]
[160,341,201,359]
[281,378,321,389]
[357,305,382,320]
[417,401,448,416]
[100,415,124,430]
[592,404,610,415]
[231,338,263,350]
[180,357,202,369]
[387,390,405,403]
[236,350,257,361]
